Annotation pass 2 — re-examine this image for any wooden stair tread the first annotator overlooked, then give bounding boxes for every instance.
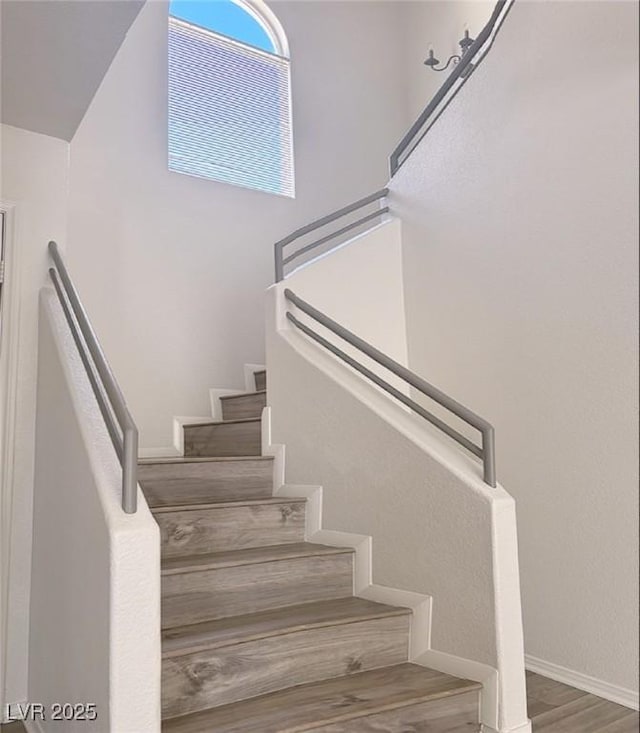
[161,663,481,732]
[139,455,273,465]
[162,597,411,657]
[182,417,261,428]
[161,542,354,575]
[220,390,266,401]
[151,497,306,514]
[145,482,273,508]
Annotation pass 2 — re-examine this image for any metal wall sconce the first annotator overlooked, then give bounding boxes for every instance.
[424,29,475,72]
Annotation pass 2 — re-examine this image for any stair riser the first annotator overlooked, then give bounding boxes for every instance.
[184,421,261,458]
[254,371,266,392]
[162,615,410,719]
[162,553,353,629]
[311,689,480,732]
[221,393,266,421]
[139,460,273,507]
[156,502,306,558]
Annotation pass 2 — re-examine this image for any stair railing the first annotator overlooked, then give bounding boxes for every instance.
[48,241,138,513]
[284,289,497,487]
[389,0,513,175]
[274,189,389,282]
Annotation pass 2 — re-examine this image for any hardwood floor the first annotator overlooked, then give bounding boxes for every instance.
[0,672,637,731]
[527,672,639,732]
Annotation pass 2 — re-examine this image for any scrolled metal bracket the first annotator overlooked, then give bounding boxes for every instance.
[424,29,475,73]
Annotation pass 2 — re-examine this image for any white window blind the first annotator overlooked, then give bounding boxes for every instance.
[168,17,294,197]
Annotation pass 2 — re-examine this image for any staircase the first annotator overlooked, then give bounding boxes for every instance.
[138,368,482,732]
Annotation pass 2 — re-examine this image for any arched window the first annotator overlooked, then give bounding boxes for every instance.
[168,0,294,197]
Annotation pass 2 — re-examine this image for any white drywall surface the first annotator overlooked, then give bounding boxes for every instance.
[67,0,410,451]
[391,0,639,696]
[402,0,494,123]
[0,124,69,711]
[29,290,160,733]
[266,221,528,731]
[281,218,409,366]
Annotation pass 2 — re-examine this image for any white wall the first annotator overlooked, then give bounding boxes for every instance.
[29,290,160,732]
[0,124,69,713]
[390,0,639,699]
[402,1,494,123]
[67,0,410,451]
[266,221,528,732]
[281,218,408,365]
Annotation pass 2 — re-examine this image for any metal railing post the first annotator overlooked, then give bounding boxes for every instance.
[275,242,284,283]
[48,241,139,514]
[481,426,497,488]
[122,427,138,514]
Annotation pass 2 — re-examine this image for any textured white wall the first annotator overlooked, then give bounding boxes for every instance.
[0,124,69,713]
[391,0,639,696]
[266,221,528,731]
[30,291,160,733]
[280,218,409,366]
[402,0,494,123]
[67,0,410,451]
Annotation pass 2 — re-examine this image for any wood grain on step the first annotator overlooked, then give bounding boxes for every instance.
[220,391,267,420]
[183,418,261,458]
[532,694,639,732]
[161,546,354,628]
[162,597,411,657]
[154,498,306,557]
[161,663,481,733]
[313,691,479,732]
[161,542,349,574]
[162,613,410,718]
[139,456,273,506]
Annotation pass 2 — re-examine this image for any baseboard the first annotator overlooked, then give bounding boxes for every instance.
[525,654,639,711]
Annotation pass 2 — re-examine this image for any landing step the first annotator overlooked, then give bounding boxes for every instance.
[161,663,482,732]
[161,542,352,576]
[162,597,410,657]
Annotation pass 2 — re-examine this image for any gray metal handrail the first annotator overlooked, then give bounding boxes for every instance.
[389,0,512,175]
[48,241,138,513]
[275,189,389,282]
[284,289,496,487]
